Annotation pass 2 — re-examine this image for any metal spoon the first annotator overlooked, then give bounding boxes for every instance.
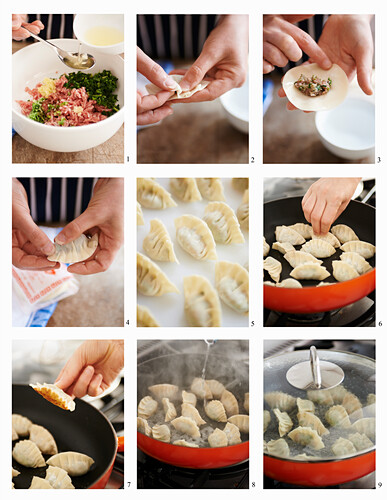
[22,26,95,70]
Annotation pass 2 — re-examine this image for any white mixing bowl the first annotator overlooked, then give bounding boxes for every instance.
[73,14,124,55]
[12,39,124,153]
[220,76,249,134]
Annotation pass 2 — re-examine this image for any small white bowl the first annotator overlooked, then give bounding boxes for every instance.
[12,39,124,153]
[220,76,249,134]
[73,14,124,55]
[315,97,375,160]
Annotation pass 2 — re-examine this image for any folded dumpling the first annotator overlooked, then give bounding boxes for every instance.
[340,241,375,259]
[297,411,329,436]
[263,237,270,257]
[273,408,293,437]
[331,224,359,243]
[146,74,209,100]
[173,440,199,448]
[162,398,177,422]
[284,250,323,268]
[332,437,357,457]
[307,389,334,406]
[221,390,239,417]
[312,231,340,248]
[301,239,335,258]
[275,225,305,245]
[182,390,197,406]
[340,252,372,275]
[272,241,295,254]
[264,410,271,433]
[12,440,45,468]
[137,305,160,327]
[152,424,171,443]
[288,223,313,240]
[137,252,179,296]
[296,398,315,414]
[205,400,227,422]
[169,178,202,202]
[206,379,225,399]
[325,405,351,428]
[276,278,302,288]
[290,264,330,281]
[46,451,95,476]
[138,395,158,419]
[329,385,348,404]
[332,260,359,282]
[208,428,228,448]
[29,477,54,489]
[196,178,225,201]
[264,391,296,412]
[351,417,375,440]
[148,384,179,401]
[215,261,249,314]
[12,414,32,437]
[288,426,324,450]
[244,393,249,414]
[137,417,152,436]
[175,215,217,260]
[203,202,245,244]
[266,438,290,457]
[227,414,249,434]
[263,257,282,282]
[137,202,144,225]
[29,424,58,455]
[137,178,177,209]
[143,219,178,263]
[12,467,20,478]
[171,416,200,438]
[348,432,373,451]
[190,377,213,399]
[45,465,75,489]
[224,422,242,445]
[47,233,98,263]
[342,392,363,417]
[29,383,75,411]
[181,403,206,425]
[237,189,249,232]
[184,275,221,327]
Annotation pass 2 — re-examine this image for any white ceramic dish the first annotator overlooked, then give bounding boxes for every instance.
[220,76,249,134]
[315,97,375,160]
[73,14,124,55]
[12,39,124,153]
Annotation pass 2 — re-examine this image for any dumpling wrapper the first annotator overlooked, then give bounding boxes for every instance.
[146,74,210,101]
[47,233,98,264]
[282,63,348,111]
[29,383,75,411]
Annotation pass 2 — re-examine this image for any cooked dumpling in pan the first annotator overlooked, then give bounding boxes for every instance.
[137,305,160,327]
[284,250,323,268]
[138,395,158,419]
[276,278,302,288]
[206,380,225,399]
[297,411,329,436]
[264,281,276,286]
[342,392,363,417]
[137,253,179,296]
[12,414,32,437]
[184,275,221,327]
[288,223,313,240]
[227,414,249,434]
[47,233,98,264]
[175,215,217,260]
[29,424,58,455]
[296,398,315,414]
[12,468,20,478]
[244,393,249,414]
[331,224,359,244]
[224,422,242,445]
[162,398,177,422]
[46,451,94,476]
[148,384,179,401]
[181,403,206,426]
[273,408,293,437]
[203,202,244,244]
[307,389,334,406]
[45,465,75,489]
[182,390,197,407]
[312,231,340,248]
[264,410,271,433]
[237,189,249,232]
[29,477,54,489]
[137,417,152,436]
[340,252,372,275]
[264,391,296,412]
[329,385,348,404]
[288,426,324,450]
[169,178,202,202]
[325,405,351,428]
[367,394,376,406]
[340,241,375,259]
[171,416,201,438]
[173,440,199,448]
[29,383,75,411]
[208,428,228,448]
[332,261,359,282]
[137,178,177,209]
[205,400,227,422]
[263,237,270,257]
[137,202,144,225]
[348,432,373,451]
[191,377,213,399]
[143,219,178,263]
[290,264,330,281]
[351,418,375,440]
[12,440,45,468]
[263,256,282,283]
[266,438,290,458]
[272,241,295,254]
[152,424,171,443]
[215,261,249,314]
[332,437,357,457]
[196,178,225,201]
[301,239,335,258]
[12,426,18,441]
[221,390,239,417]
[275,225,305,245]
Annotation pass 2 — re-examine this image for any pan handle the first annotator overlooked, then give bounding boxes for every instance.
[361,185,375,205]
[117,435,124,452]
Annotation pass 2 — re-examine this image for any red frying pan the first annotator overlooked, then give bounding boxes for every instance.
[137,353,249,469]
[264,197,375,313]
[12,384,124,489]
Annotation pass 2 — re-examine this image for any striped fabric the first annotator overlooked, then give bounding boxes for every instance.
[27,14,75,40]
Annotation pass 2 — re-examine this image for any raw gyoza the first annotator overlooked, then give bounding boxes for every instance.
[227,414,249,434]
[275,225,305,245]
[221,390,239,417]
[224,422,242,445]
[12,440,45,467]
[12,414,32,437]
[264,410,271,432]
[297,411,329,436]
[203,201,245,244]
[148,384,179,401]
[146,74,209,100]
[332,437,357,457]
[29,477,53,489]
[208,428,228,448]
[173,440,199,447]
[276,278,302,288]
[169,178,202,202]
[182,390,197,406]
[45,465,74,489]
[263,237,270,257]
[264,391,296,412]
[29,383,75,411]
[232,178,249,192]
[331,224,359,243]
[206,379,225,399]
[340,252,372,275]
[351,418,375,440]
[312,231,340,248]
[284,250,323,268]
[290,264,330,281]
[272,241,295,254]
[196,178,225,201]
[162,398,177,422]
[237,189,249,231]
[137,417,152,436]
[183,275,221,327]
[46,451,94,476]
[332,260,360,282]
[273,408,293,437]
[266,438,290,458]
[143,219,178,263]
[181,403,206,425]
[47,234,98,263]
[137,178,177,209]
[205,400,227,422]
[152,424,171,443]
[288,426,324,450]
[301,239,335,258]
[340,241,375,259]
[307,389,334,406]
[175,215,217,260]
[325,405,351,428]
[171,416,201,437]
[138,395,158,419]
[29,424,58,455]
[296,398,315,414]
[263,257,282,282]
[191,377,213,399]
[137,253,179,296]
[215,261,249,314]
[288,223,313,240]
[348,432,374,451]
[137,305,160,327]
[137,202,144,225]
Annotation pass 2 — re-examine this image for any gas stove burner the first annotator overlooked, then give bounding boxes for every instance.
[287,309,340,324]
[264,471,375,489]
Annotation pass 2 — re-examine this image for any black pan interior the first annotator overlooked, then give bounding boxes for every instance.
[12,385,116,489]
[264,197,375,286]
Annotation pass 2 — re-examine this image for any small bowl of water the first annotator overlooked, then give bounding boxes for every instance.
[73,14,124,55]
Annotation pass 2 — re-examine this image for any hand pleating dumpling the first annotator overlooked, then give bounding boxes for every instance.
[46,451,94,476]
[169,178,202,202]
[12,440,45,468]
[29,424,58,455]
[146,74,209,101]
[175,215,217,260]
[143,219,178,263]
[184,275,221,327]
[137,178,177,209]
[137,253,179,296]
[203,202,245,244]
[47,234,98,263]
[29,383,75,411]
[215,261,249,314]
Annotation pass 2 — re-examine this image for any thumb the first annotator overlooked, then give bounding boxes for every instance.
[12,14,22,29]
[137,47,178,91]
[54,210,96,245]
[354,44,373,95]
[178,53,213,92]
[17,216,55,255]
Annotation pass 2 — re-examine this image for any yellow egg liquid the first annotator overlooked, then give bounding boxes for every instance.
[85,26,124,46]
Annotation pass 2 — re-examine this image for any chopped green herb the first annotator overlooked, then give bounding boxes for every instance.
[28,97,47,124]
[58,118,65,126]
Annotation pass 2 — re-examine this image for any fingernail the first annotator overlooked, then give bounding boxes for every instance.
[12,20,19,28]
[164,77,178,89]
[55,234,65,245]
[42,242,55,255]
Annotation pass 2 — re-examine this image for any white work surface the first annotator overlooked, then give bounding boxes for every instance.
[137,178,249,328]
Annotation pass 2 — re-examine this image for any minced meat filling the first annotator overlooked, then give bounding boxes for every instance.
[294,74,332,97]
